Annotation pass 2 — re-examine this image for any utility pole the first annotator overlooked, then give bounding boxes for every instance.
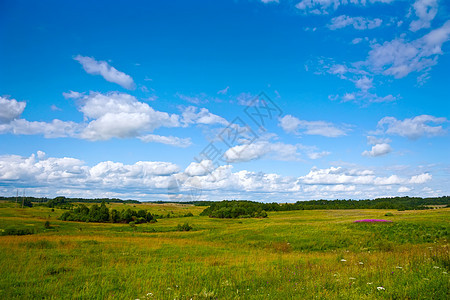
[21,190,25,208]
[15,190,18,208]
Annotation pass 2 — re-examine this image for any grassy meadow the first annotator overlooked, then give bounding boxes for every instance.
[0,201,448,299]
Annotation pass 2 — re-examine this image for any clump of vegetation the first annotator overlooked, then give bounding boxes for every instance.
[385,212,394,216]
[177,223,193,231]
[44,221,51,229]
[59,202,156,224]
[1,226,35,236]
[200,200,268,218]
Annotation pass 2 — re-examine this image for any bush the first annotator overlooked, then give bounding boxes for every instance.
[177,223,193,231]
[385,212,394,216]
[1,227,35,236]
[44,221,51,229]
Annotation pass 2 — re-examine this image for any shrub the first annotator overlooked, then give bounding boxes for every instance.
[385,212,394,216]
[1,227,35,236]
[177,223,193,231]
[44,221,51,229]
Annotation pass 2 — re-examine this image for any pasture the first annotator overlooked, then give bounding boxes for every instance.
[0,201,448,299]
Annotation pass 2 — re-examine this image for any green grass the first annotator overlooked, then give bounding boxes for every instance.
[0,202,448,299]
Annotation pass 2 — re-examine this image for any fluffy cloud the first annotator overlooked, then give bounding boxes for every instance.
[0,97,26,123]
[299,166,431,186]
[279,115,346,137]
[409,0,438,32]
[74,55,135,90]
[362,135,392,157]
[1,92,231,146]
[0,152,437,201]
[376,115,447,139]
[362,143,392,157]
[78,92,180,140]
[329,15,382,30]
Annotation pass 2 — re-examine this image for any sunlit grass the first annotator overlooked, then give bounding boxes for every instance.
[0,203,448,299]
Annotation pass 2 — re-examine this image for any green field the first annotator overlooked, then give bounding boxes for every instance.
[0,201,448,299]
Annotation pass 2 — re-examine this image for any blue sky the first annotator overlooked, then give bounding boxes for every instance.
[0,0,449,201]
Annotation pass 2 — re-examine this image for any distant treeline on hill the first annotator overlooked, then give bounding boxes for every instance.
[1,195,448,212]
[198,197,450,218]
[0,196,140,207]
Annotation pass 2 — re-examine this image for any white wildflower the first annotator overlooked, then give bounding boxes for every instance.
[367,282,373,285]
[359,262,364,265]
[340,259,347,262]
[377,287,385,291]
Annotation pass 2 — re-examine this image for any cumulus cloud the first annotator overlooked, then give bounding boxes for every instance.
[362,135,392,157]
[299,166,431,186]
[1,92,230,146]
[79,92,180,140]
[329,15,382,30]
[0,152,437,201]
[279,115,346,137]
[74,55,135,90]
[0,97,26,123]
[362,143,392,157]
[409,0,438,32]
[376,115,447,139]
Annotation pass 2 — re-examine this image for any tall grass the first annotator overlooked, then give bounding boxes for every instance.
[0,203,448,299]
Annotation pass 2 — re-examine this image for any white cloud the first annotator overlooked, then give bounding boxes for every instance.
[362,135,392,157]
[296,0,394,15]
[409,0,438,32]
[138,134,192,148]
[300,166,431,186]
[79,92,180,140]
[0,97,26,123]
[181,106,228,127]
[184,160,214,176]
[4,119,80,138]
[279,115,346,137]
[1,92,229,145]
[329,15,382,30]
[260,0,279,3]
[398,186,411,193]
[0,152,440,201]
[409,173,432,184]
[376,115,447,139]
[362,143,392,157]
[367,20,450,79]
[74,55,135,90]
[62,91,84,99]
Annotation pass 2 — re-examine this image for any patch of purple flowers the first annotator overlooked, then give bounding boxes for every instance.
[354,219,393,223]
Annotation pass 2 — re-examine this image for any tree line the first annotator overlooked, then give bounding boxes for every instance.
[199,196,450,218]
[59,202,156,224]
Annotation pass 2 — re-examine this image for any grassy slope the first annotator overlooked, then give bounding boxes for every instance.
[0,201,448,299]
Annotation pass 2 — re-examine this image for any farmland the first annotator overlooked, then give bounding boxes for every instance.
[0,201,448,299]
